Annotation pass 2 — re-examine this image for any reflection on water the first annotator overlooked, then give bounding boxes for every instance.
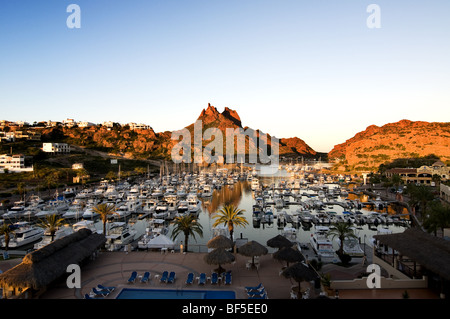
[176,178,409,253]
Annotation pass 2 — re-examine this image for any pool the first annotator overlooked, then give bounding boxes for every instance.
[116,288,236,299]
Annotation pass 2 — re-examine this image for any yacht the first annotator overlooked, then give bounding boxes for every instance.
[62,205,84,219]
[115,204,132,219]
[251,179,260,191]
[3,222,44,248]
[309,226,336,262]
[82,207,100,219]
[200,184,213,197]
[105,222,136,251]
[33,225,74,250]
[186,194,201,214]
[2,202,26,219]
[336,236,365,258]
[72,220,99,233]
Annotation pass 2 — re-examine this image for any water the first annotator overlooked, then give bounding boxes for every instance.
[116,288,236,299]
[165,175,408,254]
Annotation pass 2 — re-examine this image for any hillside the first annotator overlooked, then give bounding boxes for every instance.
[328,120,450,171]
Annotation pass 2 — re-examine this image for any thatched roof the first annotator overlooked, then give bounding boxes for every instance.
[238,240,268,257]
[267,234,293,249]
[374,227,450,280]
[273,246,305,265]
[207,235,233,249]
[0,228,106,290]
[204,247,235,266]
[282,261,319,282]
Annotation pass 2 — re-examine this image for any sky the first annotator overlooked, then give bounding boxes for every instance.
[1,0,449,153]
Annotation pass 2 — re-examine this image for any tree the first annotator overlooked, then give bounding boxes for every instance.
[0,224,15,256]
[328,222,357,264]
[423,201,450,236]
[212,204,248,241]
[36,214,65,242]
[405,184,434,217]
[92,203,117,237]
[171,214,203,253]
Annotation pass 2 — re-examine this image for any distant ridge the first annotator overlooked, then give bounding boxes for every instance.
[328,119,450,170]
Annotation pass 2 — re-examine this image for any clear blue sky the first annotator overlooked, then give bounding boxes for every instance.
[1,0,449,152]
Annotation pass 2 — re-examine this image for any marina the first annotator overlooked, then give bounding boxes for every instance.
[0,165,410,259]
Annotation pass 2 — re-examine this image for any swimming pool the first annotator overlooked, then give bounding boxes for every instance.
[116,288,236,299]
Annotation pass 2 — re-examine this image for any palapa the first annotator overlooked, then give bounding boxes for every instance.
[0,228,106,297]
[207,235,233,249]
[266,234,293,250]
[238,240,268,268]
[204,247,235,273]
[282,261,319,292]
[273,246,304,267]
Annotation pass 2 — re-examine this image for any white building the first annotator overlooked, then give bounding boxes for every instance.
[42,143,70,154]
[102,121,115,128]
[128,123,151,130]
[0,154,33,173]
[62,118,76,128]
[78,121,96,128]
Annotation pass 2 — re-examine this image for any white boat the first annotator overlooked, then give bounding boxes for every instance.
[2,202,26,219]
[72,220,99,233]
[105,222,136,251]
[3,222,44,248]
[115,204,132,219]
[33,225,74,250]
[251,179,260,191]
[62,205,84,219]
[186,194,201,214]
[336,237,365,258]
[309,226,336,262]
[82,207,99,219]
[34,209,61,219]
[200,184,213,197]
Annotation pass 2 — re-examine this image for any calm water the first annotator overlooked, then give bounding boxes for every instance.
[163,173,408,254]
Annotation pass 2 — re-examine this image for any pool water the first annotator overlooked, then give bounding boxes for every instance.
[116,288,236,299]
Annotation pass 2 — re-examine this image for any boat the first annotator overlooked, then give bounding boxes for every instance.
[251,179,260,191]
[82,207,99,219]
[33,225,74,250]
[72,220,99,233]
[309,226,336,262]
[115,204,132,219]
[186,194,201,214]
[336,236,365,258]
[200,184,213,197]
[2,222,44,248]
[105,222,136,251]
[62,205,84,219]
[2,201,26,219]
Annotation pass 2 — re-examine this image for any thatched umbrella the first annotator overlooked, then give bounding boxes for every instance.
[238,240,268,268]
[282,261,319,295]
[267,234,293,250]
[273,246,304,267]
[204,247,235,273]
[207,235,234,250]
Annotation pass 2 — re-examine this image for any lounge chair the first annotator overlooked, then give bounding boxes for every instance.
[185,272,194,285]
[198,273,206,285]
[224,272,232,285]
[211,272,218,285]
[127,271,137,283]
[92,287,110,297]
[160,271,169,283]
[247,288,265,297]
[141,271,150,283]
[97,284,115,292]
[245,283,264,292]
[167,271,176,283]
[84,293,96,299]
[248,292,268,299]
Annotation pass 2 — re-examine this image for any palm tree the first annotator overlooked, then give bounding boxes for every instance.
[423,201,450,236]
[171,214,203,253]
[0,224,15,256]
[36,214,65,242]
[328,222,357,259]
[212,204,248,241]
[92,203,117,236]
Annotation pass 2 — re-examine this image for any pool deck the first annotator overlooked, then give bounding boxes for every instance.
[39,250,302,299]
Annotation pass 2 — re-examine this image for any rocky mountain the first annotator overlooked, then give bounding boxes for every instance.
[328,120,450,170]
[36,103,317,163]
